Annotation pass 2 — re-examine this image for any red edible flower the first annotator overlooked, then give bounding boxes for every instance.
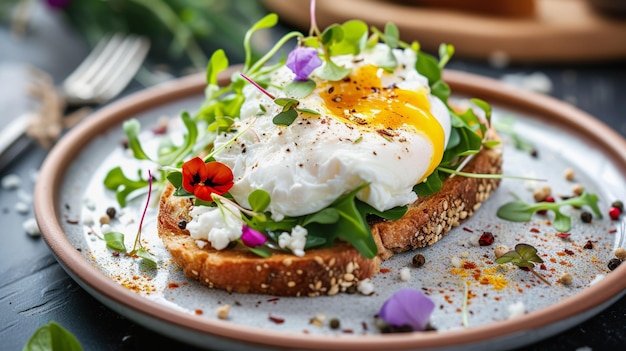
[182,157,234,202]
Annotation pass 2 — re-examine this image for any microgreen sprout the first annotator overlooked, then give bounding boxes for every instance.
[103,170,157,267]
[239,73,320,126]
[495,243,551,286]
[496,191,602,232]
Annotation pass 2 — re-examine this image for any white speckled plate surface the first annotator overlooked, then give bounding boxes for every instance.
[35,71,626,351]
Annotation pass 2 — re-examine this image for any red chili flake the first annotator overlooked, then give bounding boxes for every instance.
[609,207,621,220]
[379,268,391,273]
[195,309,203,315]
[564,249,575,255]
[584,240,594,249]
[462,261,477,270]
[609,228,618,234]
[168,282,180,289]
[112,251,120,257]
[540,264,547,270]
[66,219,79,225]
[463,227,474,233]
[529,228,541,233]
[478,232,495,246]
[362,322,368,331]
[267,298,280,303]
[268,315,285,324]
[342,329,354,334]
[152,124,168,135]
[555,233,571,238]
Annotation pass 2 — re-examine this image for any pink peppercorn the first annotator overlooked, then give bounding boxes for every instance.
[609,207,621,220]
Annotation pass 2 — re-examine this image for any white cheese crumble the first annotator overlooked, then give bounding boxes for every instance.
[195,240,208,249]
[1,174,21,189]
[83,197,96,211]
[399,267,411,281]
[82,213,95,226]
[450,256,462,268]
[357,278,374,295]
[278,225,308,257]
[186,202,243,250]
[507,301,525,319]
[15,202,29,214]
[23,217,41,237]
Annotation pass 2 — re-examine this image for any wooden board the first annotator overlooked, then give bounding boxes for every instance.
[262,0,626,63]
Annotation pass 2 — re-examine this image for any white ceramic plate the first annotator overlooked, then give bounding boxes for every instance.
[35,71,626,350]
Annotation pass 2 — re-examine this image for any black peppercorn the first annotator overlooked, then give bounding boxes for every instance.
[611,200,624,212]
[178,219,187,230]
[580,211,592,223]
[106,207,116,219]
[412,254,426,268]
[329,318,340,329]
[608,258,622,271]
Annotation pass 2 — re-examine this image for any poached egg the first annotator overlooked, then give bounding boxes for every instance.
[213,45,451,219]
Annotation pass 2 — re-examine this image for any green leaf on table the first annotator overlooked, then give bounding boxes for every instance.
[24,321,82,351]
[273,108,299,126]
[103,167,148,207]
[136,248,157,268]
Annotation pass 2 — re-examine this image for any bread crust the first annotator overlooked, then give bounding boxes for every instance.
[157,129,502,296]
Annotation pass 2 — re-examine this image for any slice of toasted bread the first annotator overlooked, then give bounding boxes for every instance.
[157,129,502,296]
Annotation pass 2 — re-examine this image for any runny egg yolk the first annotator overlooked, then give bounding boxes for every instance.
[318,64,445,181]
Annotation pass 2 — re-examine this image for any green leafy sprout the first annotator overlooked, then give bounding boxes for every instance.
[495,243,551,286]
[497,191,602,233]
[104,170,157,267]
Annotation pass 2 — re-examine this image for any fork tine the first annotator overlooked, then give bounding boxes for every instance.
[89,36,150,103]
[61,34,127,100]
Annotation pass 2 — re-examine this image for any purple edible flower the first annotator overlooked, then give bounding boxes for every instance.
[46,0,72,9]
[286,46,322,81]
[241,225,267,247]
[378,288,435,331]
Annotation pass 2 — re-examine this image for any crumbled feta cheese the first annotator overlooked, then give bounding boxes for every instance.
[399,267,411,281]
[195,240,208,249]
[23,218,41,237]
[507,301,525,319]
[101,223,112,234]
[83,197,96,211]
[15,202,29,214]
[589,274,605,286]
[278,225,307,257]
[216,304,230,319]
[82,213,95,226]
[450,256,462,268]
[357,279,374,295]
[186,202,243,250]
[1,174,21,189]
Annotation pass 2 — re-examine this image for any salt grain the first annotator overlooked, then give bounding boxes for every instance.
[399,267,411,281]
[1,174,21,189]
[195,240,208,249]
[23,218,41,237]
[83,197,96,210]
[15,202,29,214]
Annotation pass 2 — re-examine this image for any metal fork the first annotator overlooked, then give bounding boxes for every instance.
[0,34,150,170]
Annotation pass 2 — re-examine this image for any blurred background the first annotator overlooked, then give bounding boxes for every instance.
[1,0,625,350]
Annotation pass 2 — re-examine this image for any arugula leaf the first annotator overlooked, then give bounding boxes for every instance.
[413,171,443,196]
[496,191,602,232]
[103,167,148,207]
[123,119,151,161]
[24,321,82,351]
[136,248,157,268]
[206,49,228,86]
[243,13,279,72]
